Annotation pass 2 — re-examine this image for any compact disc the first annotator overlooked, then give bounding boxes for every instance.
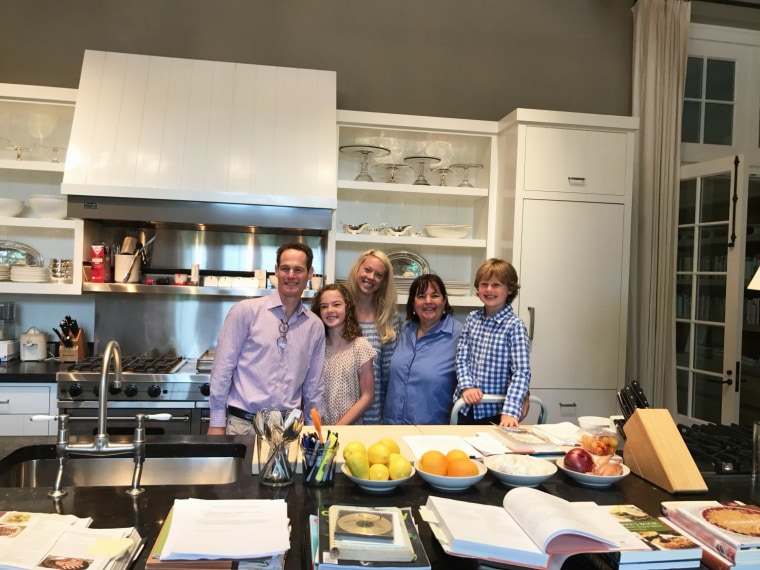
[336,512,394,539]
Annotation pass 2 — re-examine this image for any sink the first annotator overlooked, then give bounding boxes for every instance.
[0,442,247,488]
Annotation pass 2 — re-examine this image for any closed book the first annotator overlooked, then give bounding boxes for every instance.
[601,505,701,564]
[422,487,650,570]
[584,552,701,570]
[659,516,759,570]
[313,507,430,570]
[661,500,760,563]
[326,505,413,562]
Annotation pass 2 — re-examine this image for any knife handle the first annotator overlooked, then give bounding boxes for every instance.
[630,380,650,408]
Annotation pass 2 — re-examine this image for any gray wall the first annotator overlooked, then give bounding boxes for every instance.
[0,0,635,120]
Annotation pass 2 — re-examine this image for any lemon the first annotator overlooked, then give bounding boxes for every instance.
[388,455,413,480]
[378,438,400,455]
[346,452,370,479]
[342,441,366,461]
[367,442,391,466]
[368,463,390,481]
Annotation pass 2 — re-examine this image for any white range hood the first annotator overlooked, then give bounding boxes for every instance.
[62,50,337,212]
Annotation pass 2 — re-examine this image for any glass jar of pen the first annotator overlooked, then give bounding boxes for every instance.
[301,429,340,486]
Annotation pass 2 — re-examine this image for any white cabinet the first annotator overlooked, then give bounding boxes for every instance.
[335,111,499,306]
[0,383,57,435]
[0,84,84,296]
[497,109,638,421]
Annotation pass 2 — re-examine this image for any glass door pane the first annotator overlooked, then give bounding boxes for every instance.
[740,173,760,426]
[678,156,746,425]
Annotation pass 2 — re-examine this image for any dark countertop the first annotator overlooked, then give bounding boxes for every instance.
[0,434,752,570]
[0,359,60,381]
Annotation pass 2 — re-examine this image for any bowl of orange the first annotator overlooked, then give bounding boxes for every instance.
[413,449,487,492]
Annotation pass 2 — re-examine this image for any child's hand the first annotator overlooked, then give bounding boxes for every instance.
[499,414,519,428]
[462,387,483,405]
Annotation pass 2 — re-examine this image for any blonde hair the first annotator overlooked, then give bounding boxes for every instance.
[346,249,398,344]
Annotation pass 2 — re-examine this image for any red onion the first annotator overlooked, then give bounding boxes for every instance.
[564,447,595,473]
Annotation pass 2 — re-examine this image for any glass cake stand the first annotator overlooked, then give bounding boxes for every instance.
[340,144,391,182]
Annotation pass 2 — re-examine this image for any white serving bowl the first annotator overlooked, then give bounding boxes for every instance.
[577,416,611,430]
[555,456,630,488]
[424,224,471,239]
[483,454,557,488]
[413,459,487,492]
[0,198,24,217]
[28,194,67,219]
[341,463,416,493]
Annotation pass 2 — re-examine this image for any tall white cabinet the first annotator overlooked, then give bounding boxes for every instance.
[496,109,639,422]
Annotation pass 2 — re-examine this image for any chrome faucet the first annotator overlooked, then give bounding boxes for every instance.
[33,340,170,498]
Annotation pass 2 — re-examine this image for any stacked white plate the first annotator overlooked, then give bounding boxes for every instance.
[10,266,50,283]
[0,265,9,281]
[445,281,473,296]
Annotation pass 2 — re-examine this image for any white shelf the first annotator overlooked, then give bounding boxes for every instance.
[338,179,488,198]
[0,159,65,173]
[0,217,84,296]
[335,233,486,249]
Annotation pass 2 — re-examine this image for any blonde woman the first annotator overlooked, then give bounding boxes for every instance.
[346,249,401,424]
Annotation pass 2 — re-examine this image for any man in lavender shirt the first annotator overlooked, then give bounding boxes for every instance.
[208,242,326,435]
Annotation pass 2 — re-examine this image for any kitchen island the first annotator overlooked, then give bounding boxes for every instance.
[0,431,751,569]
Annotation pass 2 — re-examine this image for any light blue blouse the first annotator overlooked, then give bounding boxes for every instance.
[383,313,463,425]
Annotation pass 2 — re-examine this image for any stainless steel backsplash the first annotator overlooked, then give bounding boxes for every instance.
[91,226,325,357]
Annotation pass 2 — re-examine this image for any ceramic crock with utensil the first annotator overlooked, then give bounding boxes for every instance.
[20,327,47,361]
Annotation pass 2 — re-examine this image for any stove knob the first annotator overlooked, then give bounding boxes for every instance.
[147,385,163,398]
[124,384,139,398]
[200,383,210,397]
[68,383,83,397]
[109,383,122,395]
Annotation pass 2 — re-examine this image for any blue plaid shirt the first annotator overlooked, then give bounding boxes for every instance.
[454,303,531,419]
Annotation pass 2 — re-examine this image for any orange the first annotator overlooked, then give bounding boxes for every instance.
[447,457,480,477]
[446,449,470,463]
[419,450,449,476]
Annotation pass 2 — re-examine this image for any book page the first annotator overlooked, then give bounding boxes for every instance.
[504,488,646,554]
[160,499,290,560]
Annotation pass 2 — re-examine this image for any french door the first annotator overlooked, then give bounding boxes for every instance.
[676,155,746,424]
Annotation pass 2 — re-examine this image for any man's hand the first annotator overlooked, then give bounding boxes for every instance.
[207,426,226,436]
[462,387,483,405]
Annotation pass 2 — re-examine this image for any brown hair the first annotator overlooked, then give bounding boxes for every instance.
[346,249,398,344]
[406,274,453,322]
[276,241,314,269]
[474,258,520,304]
[311,283,363,342]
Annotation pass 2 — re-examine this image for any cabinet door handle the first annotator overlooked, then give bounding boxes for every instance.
[527,306,535,341]
[559,402,577,408]
[568,177,586,182]
[0,399,9,404]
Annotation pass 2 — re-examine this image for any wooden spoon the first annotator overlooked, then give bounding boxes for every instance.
[310,407,324,444]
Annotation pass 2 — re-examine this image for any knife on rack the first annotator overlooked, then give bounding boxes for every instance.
[617,390,633,420]
[630,380,650,409]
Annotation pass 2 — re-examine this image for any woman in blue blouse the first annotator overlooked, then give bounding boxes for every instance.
[383,274,463,425]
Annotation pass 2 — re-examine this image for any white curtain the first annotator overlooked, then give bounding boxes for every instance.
[629,0,691,411]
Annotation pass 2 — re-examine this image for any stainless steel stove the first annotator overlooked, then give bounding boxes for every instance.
[678,422,753,475]
[57,354,211,435]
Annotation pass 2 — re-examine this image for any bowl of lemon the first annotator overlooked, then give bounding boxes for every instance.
[341,438,416,493]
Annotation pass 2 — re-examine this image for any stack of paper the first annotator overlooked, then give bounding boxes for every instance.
[0,511,142,570]
[155,499,289,565]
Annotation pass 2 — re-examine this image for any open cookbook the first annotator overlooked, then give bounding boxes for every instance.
[420,487,651,570]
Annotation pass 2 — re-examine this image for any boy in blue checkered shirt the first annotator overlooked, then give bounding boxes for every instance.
[454,258,531,428]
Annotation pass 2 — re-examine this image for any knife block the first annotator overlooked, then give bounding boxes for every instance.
[59,329,88,362]
[623,408,707,493]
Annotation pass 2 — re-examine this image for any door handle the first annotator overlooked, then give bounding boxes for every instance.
[527,306,535,341]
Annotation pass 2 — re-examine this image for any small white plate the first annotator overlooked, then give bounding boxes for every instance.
[341,463,415,493]
[413,459,486,492]
[555,457,630,488]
